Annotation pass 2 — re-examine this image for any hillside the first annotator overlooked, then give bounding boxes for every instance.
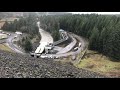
[0,50,108,78]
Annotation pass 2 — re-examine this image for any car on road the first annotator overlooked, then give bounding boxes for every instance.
[36,53,41,56]
[79,42,81,47]
[8,34,11,36]
[48,55,54,59]
[30,52,35,57]
[6,33,11,36]
[2,32,5,34]
[55,56,59,59]
[41,55,47,58]
[30,52,41,58]
[14,35,18,38]
[73,47,78,51]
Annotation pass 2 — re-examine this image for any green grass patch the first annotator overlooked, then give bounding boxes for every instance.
[76,50,120,77]
[0,43,13,52]
[31,35,40,43]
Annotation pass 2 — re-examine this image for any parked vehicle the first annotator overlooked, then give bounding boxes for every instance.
[79,42,81,47]
[73,47,78,51]
[2,32,5,34]
[8,34,11,36]
[55,56,59,59]
[14,35,17,38]
[41,55,47,58]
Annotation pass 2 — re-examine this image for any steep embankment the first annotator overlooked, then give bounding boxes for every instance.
[0,50,108,78]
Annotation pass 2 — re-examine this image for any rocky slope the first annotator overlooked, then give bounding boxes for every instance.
[0,50,108,78]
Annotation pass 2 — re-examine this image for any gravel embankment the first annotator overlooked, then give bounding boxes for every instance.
[0,50,108,78]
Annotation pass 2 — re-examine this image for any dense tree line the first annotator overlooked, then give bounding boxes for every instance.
[1,13,120,60]
[0,12,14,19]
[1,14,39,52]
[1,14,39,37]
[39,14,120,60]
[18,36,33,52]
[39,16,60,41]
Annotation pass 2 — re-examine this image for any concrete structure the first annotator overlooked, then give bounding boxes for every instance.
[59,29,68,39]
[0,33,7,39]
[53,29,69,46]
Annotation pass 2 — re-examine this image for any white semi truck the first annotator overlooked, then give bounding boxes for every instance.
[31,42,49,58]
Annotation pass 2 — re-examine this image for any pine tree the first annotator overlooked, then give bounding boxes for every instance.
[23,38,33,52]
[89,27,99,50]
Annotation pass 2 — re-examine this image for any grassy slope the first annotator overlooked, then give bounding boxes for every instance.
[76,50,120,77]
[0,43,13,52]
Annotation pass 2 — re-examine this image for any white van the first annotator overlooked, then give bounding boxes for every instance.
[79,43,82,47]
[74,47,78,51]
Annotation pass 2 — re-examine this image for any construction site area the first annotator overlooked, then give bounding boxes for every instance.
[30,21,88,61]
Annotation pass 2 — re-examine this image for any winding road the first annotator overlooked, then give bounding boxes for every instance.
[34,21,87,58]
[34,22,53,54]
[40,32,87,58]
[2,21,87,58]
[56,34,77,54]
[37,21,53,43]
[5,32,25,54]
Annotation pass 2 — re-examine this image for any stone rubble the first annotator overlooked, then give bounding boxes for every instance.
[0,50,108,78]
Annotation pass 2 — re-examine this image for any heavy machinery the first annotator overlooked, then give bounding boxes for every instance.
[31,29,69,58]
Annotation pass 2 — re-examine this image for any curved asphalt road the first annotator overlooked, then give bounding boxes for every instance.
[3,21,87,57]
[41,32,87,58]
[37,21,53,43]
[56,34,77,54]
[6,33,25,54]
